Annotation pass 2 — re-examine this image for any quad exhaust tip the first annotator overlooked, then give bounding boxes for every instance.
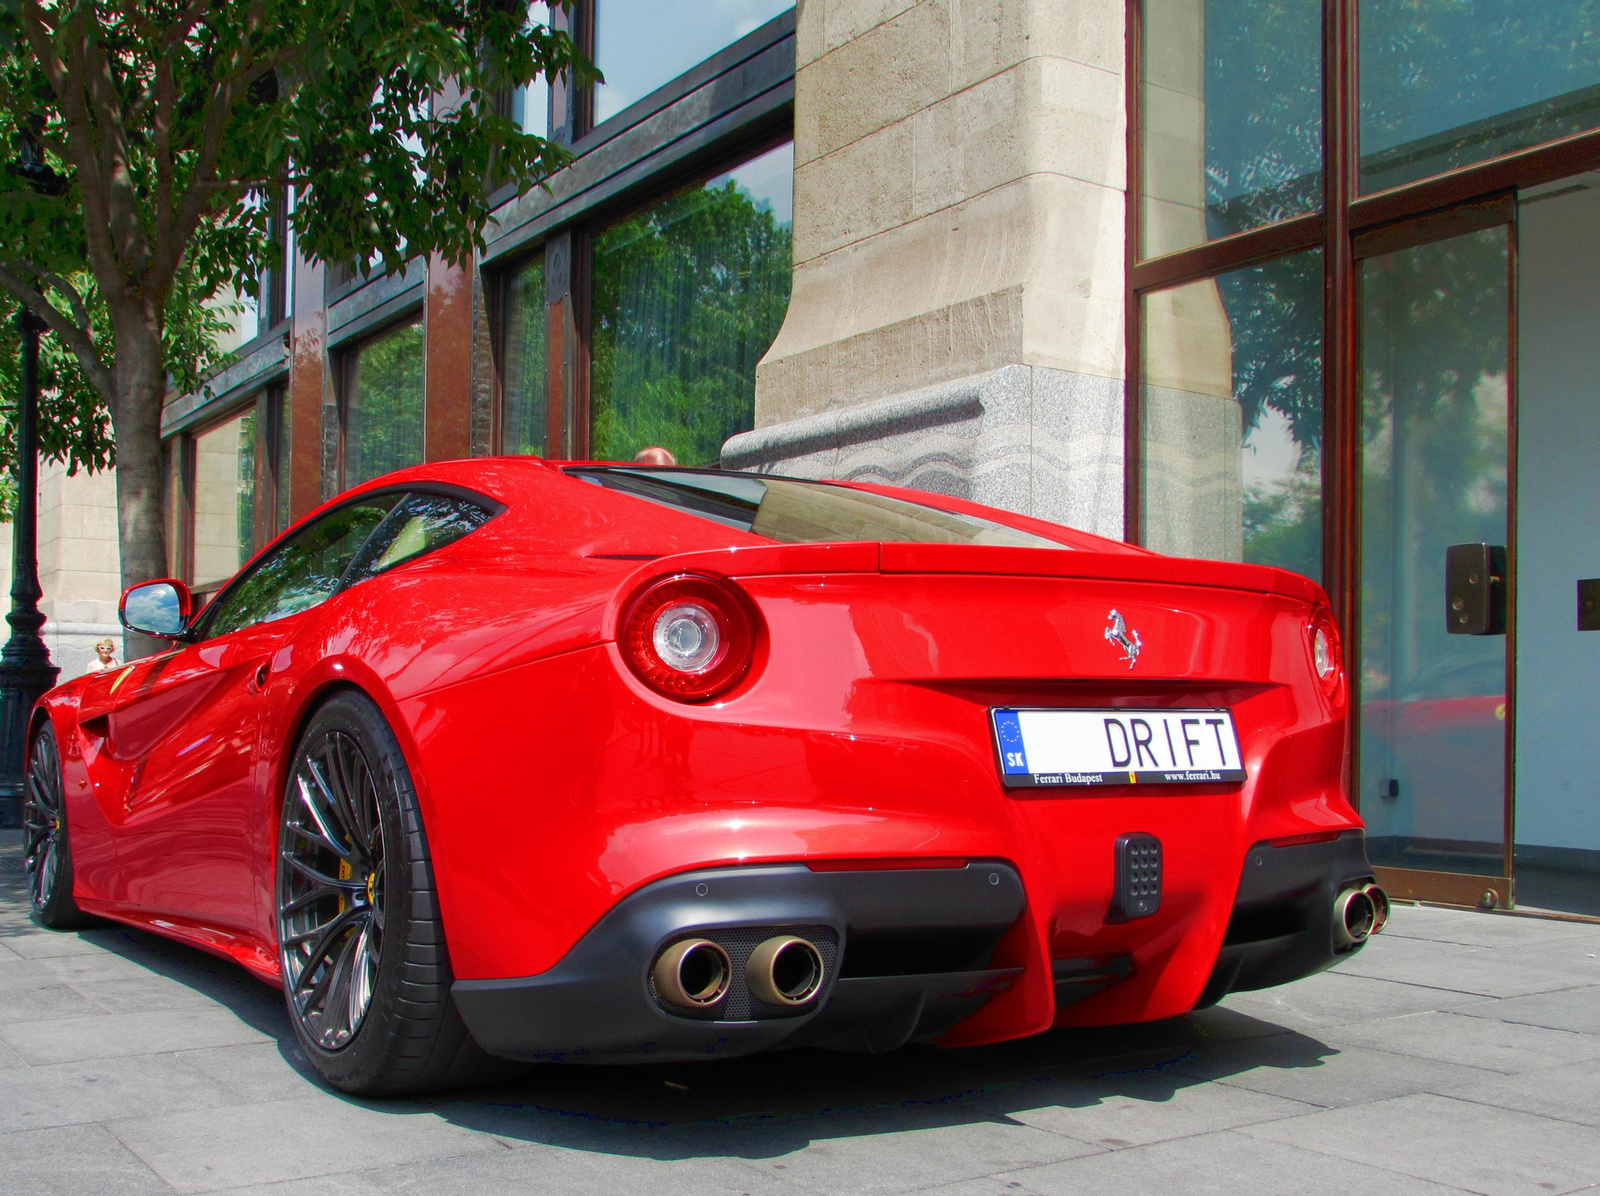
[653,938,732,1009]
[747,935,825,1006]
[1332,882,1390,948]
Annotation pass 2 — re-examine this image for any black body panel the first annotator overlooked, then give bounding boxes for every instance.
[453,861,1026,1063]
[1197,831,1376,1007]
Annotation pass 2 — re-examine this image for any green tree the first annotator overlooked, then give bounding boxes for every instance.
[0,262,237,520]
[0,0,591,588]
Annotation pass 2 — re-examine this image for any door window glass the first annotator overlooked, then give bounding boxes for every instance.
[1140,249,1325,581]
[1358,224,1510,878]
[589,142,792,466]
[203,496,400,638]
[1360,0,1600,193]
[1141,0,1323,257]
[345,492,496,585]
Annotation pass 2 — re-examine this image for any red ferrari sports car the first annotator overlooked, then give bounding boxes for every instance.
[22,459,1386,1095]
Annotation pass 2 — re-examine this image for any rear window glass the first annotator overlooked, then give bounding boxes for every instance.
[568,468,1070,550]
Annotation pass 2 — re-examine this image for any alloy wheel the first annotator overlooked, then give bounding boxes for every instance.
[22,730,64,913]
[277,730,387,1051]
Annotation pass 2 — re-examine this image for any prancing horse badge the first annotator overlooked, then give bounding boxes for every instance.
[1104,609,1142,668]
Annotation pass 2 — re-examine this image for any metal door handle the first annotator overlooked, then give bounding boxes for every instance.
[1445,543,1507,635]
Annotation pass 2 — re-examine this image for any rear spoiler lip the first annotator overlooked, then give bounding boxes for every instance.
[606,541,1326,606]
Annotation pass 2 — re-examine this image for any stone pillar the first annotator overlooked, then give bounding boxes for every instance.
[728,0,1128,537]
[0,461,125,679]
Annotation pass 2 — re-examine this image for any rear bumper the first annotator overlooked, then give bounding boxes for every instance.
[453,834,1376,1064]
[452,861,1026,1063]
[1197,831,1376,1006]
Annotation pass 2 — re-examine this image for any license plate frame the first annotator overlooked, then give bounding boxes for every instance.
[990,707,1247,789]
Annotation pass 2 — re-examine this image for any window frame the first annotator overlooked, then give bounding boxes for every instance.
[492,130,794,463]
[1125,0,1600,599]
[1124,0,1600,892]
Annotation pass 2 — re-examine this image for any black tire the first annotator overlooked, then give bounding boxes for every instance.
[24,723,94,930]
[275,690,518,1096]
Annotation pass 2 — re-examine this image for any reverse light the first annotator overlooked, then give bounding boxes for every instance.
[1309,607,1343,699]
[621,574,759,702]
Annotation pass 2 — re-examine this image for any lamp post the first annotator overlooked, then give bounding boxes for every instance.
[0,310,58,827]
[0,123,65,828]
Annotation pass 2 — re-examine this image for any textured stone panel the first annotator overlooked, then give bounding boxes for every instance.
[1140,383,1245,562]
[725,364,1126,538]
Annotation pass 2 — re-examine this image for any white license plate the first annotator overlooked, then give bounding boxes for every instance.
[990,708,1246,788]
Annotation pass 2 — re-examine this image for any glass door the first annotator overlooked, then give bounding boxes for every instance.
[1356,218,1514,908]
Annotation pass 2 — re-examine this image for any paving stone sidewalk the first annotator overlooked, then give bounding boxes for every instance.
[1,832,1598,1196]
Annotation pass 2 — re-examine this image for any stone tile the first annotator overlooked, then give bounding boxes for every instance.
[0,1122,172,1195]
[992,1130,1461,1195]
[1244,1093,1600,1196]
[0,926,147,959]
[0,1036,26,1069]
[175,1041,323,1105]
[1334,943,1600,1000]
[1453,985,1600,1036]
[364,1141,811,1196]
[109,1094,499,1194]
[0,979,105,1023]
[986,1074,1316,1150]
[1,1007,273,1065]
[696,1117,1102,1196]
[0,1052,242,1134]
[1437,1060,1600,1129]
[73,975,221,1015]
[1383,904,1600,949]
[1171,1035,1502,1108]
[35,948,173,985]
[1322,1009,1600,1074]
[186,1177,388,1196]
[918,1179,1051,1196]
[1217,969,1481,1033]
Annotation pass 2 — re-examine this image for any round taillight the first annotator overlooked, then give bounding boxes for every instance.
[1309,608,1343,699]
[621,575,758,701]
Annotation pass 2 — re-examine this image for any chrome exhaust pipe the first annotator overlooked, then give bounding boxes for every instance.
[1362,882,1390,935]
[747,935,825,1006]
[1332,886,1377,948]
[652,938,732,1009]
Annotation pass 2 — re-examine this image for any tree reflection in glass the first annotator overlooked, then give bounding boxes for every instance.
[588,142,793,466]
[1361,0,1600,192]
[1358,224,1510,873]
[1142,249,1324,582]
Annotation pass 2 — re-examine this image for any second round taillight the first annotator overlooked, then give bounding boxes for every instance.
[620,574,759,702]
[1309,607,1343,700]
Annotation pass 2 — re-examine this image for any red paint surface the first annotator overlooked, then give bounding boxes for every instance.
[38,457,1361,1040]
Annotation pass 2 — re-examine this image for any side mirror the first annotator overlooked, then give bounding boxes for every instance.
[120,578,194,640]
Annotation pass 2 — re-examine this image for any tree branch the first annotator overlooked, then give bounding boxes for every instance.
[0,265,117,403]
[154,0,281,284]
[15,0,70,103]
[80,9,151,281]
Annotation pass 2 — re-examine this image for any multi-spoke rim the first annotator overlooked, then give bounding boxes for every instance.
[276,730,386,1052]
[22,731,64,913]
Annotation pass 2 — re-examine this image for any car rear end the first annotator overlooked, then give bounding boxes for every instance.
[427,469,1382,1061]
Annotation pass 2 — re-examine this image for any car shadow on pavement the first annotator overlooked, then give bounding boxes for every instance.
[2,831,1337,1158]
[419,1007,1335,1161]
